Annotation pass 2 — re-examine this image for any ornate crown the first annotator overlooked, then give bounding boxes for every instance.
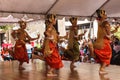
[69,17,78,24]
[96,9,106,18]
[46,14,56,23]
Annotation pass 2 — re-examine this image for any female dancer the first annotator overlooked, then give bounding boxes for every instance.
[11,20,39,70]
[93,9,119,74]
[43,14,63,76]
[64,17,86,70]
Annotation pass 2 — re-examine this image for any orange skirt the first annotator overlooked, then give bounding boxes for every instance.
[94,38,112,65]
[14,40,29,63]
[44,41,63,69]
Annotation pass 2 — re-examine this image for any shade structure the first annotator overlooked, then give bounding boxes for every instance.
[0,0,120,22]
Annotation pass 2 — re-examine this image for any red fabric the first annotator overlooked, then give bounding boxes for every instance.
[2,43,8,48]
[94,38,112,65]
[45,41,63,69]
[2,43,13,49]
[30,41,34,47]
[14,40,29,63]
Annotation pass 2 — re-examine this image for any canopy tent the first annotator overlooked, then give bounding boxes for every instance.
[0,0,120,22]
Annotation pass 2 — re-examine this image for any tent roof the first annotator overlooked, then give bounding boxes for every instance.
[0,0,120,22]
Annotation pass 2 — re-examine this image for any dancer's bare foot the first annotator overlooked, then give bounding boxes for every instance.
[47,73,57,77]
[99,73,110,80]
[99,70,108,75]
[70,64,76,71]
[71,65,76,68]
[99,68,108,75]
[19,67,25,70]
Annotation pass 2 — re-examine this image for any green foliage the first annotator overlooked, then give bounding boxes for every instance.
[114,28,120,39]
[0,25,13,31]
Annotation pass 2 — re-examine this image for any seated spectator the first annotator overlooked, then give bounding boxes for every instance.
[113,41,120,53]
[26,43,33,59]
[1,48,13,61]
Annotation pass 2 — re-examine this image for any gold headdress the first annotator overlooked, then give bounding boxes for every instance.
[69,17,78,24]
[46,14,56,23]
[18,20,26,27]
[96,9,106,18]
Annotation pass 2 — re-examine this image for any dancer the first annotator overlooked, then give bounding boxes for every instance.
[11,20,39,70]
[93,9,119,74]
[64,17,86,70]
[43,14,63,76]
